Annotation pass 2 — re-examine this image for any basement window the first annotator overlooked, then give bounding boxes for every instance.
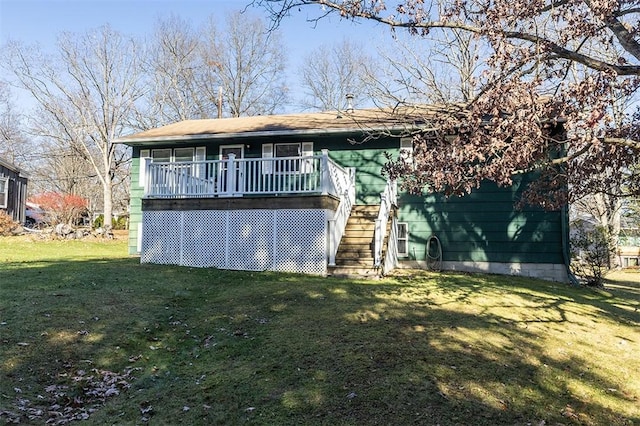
[397,222,409,257]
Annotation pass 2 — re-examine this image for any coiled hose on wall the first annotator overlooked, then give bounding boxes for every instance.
[426,235,442,271]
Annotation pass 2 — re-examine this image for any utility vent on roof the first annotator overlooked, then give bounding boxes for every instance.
[346,93,354,113]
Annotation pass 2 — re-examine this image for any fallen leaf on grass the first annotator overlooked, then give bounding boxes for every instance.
[129,354,142,362]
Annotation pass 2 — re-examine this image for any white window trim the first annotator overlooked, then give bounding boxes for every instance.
[0,176,8,209]
[261,144,273,174]
[397,222,409,257]
[139,149,150,188]
[400,137,413,166]
[301,142,314,173]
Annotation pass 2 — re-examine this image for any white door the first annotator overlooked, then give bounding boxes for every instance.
[219,145,245,195]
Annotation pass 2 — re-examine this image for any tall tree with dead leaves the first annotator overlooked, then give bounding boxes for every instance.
[255,0,640,209]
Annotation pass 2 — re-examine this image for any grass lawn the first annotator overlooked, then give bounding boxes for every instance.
[1,236,638,425]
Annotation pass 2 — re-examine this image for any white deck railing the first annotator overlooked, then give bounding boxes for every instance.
[143,150,348,199]
[374,179,398,266]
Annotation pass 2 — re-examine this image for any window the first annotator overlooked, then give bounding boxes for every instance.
[275,143,301,172]
[174,147,196,162]
[0,177,7,208]
[262,142,313,174]
[397,222,409,257]
[275,143,300,158]
[140,147,206,187]
[151,148,172,162]
[148,147,206,164]
[400,137,413,165]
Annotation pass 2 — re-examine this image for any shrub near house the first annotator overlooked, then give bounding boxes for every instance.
[0,211,20,235]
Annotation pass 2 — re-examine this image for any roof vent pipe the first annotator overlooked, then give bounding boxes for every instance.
[345,93,354,113]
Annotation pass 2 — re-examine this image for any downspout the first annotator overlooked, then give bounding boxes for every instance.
[562,204,580,286]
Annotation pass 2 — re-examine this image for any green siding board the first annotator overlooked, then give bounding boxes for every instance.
[408,229,562,244]
[397,172,565,264]
[405,245,563,264]
[415,211,561,224]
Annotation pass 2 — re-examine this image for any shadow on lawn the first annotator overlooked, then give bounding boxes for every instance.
[1,259,638,425]
[392,270,640,326]
[290,275,639,425]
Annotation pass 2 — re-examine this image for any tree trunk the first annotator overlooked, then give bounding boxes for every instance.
[103,170,113,229]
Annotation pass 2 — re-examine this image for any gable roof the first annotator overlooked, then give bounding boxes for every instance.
[114,105,452,146]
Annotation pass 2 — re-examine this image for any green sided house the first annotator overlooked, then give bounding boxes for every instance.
[115,106,570,282]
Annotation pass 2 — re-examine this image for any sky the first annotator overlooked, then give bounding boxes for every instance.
[0,0,388,111]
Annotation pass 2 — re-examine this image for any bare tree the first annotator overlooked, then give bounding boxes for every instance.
[2,25,143,227]
[0,81,30,166]
[369,29,484,106]
[298,38,376,111]
[134,14,218,130]
[207,11,289,117]
[134,11,289,125]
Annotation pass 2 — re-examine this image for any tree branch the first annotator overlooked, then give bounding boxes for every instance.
[255,0,640,76]
[603,137,640,150]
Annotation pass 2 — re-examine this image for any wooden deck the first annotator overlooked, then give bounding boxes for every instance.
[142,194,340,211]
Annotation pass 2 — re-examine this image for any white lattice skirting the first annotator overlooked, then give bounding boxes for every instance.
[141,209,329,275]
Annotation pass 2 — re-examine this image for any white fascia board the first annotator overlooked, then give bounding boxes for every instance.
[114,124,435,146]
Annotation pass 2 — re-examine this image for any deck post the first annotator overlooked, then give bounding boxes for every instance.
[321,149,330,195]
[227,153,236,196]
[374,217,382,266]
[141,157,152,196]
[328,218,336,266]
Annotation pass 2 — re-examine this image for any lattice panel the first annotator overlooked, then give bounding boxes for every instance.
[228,210,275,271]
[141,208,329,275]
[181,211,228,268]
[274,210,327,275]
[141,211,183,265]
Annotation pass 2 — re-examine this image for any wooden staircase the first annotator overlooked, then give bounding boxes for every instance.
[327,205,381,278]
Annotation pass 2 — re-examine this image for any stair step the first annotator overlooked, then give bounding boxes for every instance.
[334,258,375,266]
[327,265,381,278]
[341,231,374,240]
[336,248,374,257]
[349,207,379,218]
[345,223,376,232]
[347,216,377,226]
[343,225,375,233]
[336,244,372,252]
[340,238,374,246]
[351,205,379,211]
